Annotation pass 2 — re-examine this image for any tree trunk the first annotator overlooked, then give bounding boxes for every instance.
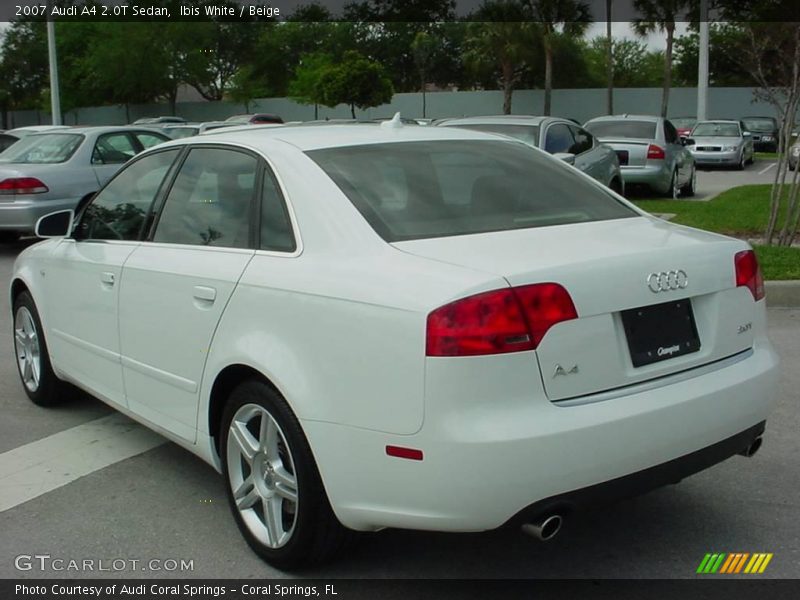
[125,103,130,124]
[502,61,513,115]
[606,1,613,115]
[544,32,553,116]
[421,69,427,118]
[661,24,675,118]
[350,103,356,119]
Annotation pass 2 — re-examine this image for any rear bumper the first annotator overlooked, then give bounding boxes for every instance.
[305,339,779,533]
[0,197,80,232]
[619,164,670,192]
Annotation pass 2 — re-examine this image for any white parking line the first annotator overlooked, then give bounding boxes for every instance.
[0,413,165,512]
[759,162,777,175]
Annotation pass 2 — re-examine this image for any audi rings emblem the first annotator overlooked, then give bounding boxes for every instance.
[647,270,688,293]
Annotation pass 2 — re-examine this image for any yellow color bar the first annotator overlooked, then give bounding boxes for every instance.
[758,554,773,573]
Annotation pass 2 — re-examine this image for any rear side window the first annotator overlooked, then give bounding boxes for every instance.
[664,120,678,144]
[307,140,636,242]
[92,133,137,164]
[260,172,296,252]
[153,148,257,249]
[78,149,179,241]
[584,120,657,139]
[134,132,168,149]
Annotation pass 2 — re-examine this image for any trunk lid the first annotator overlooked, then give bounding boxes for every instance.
[395,217,756,401]
[595,138,653,167]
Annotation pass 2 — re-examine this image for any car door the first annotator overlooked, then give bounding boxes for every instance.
[567,124,606,183]
[90,131,139,187]
[664,119,691,183]
[117,146,260,442]
[43,148,181,405]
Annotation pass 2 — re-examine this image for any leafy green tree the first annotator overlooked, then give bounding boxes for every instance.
[633,0,696,117]
[673,24,754,87]
[411,31,437,117]
[0,20,48,111]
[585,37,664,88]
[463,2,537,114]
[315,51,394,118]
[525,0,592,115]
[288,53,335,118]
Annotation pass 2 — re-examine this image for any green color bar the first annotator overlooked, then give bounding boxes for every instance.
[710,553,727,573]
[697,554,713,574]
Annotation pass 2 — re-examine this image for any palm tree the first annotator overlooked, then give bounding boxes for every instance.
[526,0,592,115]
[464,2,536,114]
[633,0,695,118]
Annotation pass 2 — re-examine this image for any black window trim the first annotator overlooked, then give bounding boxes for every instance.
[73,146,184,243]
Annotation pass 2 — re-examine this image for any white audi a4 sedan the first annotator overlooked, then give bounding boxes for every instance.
[10,121,779,569]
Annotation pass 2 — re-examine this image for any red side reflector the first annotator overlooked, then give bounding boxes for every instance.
[0,177,49,195]
[386,445,424,461]
[646,144,666,160]
[735,250,765,301]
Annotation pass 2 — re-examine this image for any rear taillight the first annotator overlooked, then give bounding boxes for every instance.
[735,250,765,301]
[0,177,48,195]
[426,283,577,357]
[646,144,666,160]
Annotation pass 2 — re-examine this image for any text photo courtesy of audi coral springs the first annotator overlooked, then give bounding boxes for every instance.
[11,121,778,569]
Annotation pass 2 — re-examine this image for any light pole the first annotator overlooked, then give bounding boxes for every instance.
[697,0,709,120]
[46,9,62,125]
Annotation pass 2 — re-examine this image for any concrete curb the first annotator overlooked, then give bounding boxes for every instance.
[766,281,800,308]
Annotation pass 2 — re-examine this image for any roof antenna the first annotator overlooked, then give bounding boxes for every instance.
[381,112,403,129]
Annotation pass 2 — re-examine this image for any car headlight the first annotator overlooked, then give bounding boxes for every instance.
[761,136,773,141]
[722,145,739,152]
[792,146,800,156]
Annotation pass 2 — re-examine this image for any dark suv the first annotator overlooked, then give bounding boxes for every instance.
[742,117,780,152]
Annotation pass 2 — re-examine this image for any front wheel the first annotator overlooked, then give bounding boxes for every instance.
[680,166,696,197]
[13,291,69,406]
[221,379,353,569]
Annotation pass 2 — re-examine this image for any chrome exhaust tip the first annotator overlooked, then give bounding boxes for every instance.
[739,436,763,458]
[521,514,563,541]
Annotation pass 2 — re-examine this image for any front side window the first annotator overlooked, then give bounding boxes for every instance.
[153,148,258,249]
[308,140,636,242]
[0,133,83,164]
[92,133,137,164]
[77,149,180,241]
[544,124,575,154]
[568,126,594,154]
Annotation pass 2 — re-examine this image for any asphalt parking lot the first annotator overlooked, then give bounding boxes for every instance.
[0,196,798,579]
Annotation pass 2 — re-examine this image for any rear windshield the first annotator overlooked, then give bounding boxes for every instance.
[0,133,83,164]
[671,118,696,129]
[167,127,199,139]
[307,140,636,242]
[692,123,740,137]
[584,120,657,139]
[742,118,776,131]
[446,124,540,147]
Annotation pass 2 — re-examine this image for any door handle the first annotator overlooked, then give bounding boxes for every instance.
[193,286,217,302]
[100,272,115,286]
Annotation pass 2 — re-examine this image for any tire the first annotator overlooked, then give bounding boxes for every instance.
[666,169,679,199]
[220,379,353,570]
[12,291,69,406]
[736,152,745,170]
[680,166,696,197]
[609,177,624,196]
[0,231,21,243]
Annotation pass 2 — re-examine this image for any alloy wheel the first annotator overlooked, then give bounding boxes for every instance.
[14,306,41,393]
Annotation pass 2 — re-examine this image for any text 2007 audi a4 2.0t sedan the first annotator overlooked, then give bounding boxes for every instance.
[10,120,779,569]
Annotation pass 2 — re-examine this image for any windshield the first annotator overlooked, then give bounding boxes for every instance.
[742,118,776,132]
[307,140,636,242]
[671,118,696,129]
[447,124,540,147]
[584,120,656,139]
[167,127,199,139]
[692,123,741,137]
[0,133,83,164]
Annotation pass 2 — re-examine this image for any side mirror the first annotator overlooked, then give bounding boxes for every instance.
[554,152,576,165]
[35,210,74,239]
[743,131,752,137]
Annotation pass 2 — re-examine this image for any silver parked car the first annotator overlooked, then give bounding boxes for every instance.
[789,136,800,170]
[438,115,624,194]
[162,121,236,139]
[584,115,696,198]
[687,120,754,170]
[0,126,169,242]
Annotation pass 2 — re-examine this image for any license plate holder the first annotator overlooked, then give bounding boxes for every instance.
[621,299,701,367]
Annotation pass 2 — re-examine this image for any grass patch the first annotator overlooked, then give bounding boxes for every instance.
[755,151,780,160]
[634,184,800,280]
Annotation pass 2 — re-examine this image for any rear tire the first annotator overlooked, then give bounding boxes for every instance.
[680,166,696,197]
[221,379,354,570]
[736,152,745,170]
[13,291,69,406]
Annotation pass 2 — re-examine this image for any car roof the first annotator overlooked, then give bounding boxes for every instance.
[30,125,169,135]
[439,115,550,127]
[586,114,661,123]
[695,120,740,125]
[174,121,517,152]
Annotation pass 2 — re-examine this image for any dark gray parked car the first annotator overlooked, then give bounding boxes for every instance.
[437,115,624,194]
[584,114,696,198]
